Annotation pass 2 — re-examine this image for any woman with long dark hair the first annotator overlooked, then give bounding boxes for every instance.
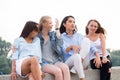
[11,21,42,80]
[60,16,87,80]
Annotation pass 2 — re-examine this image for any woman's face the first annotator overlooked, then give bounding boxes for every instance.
[63,17,76,31]
[29,30,38,38]
[44,18,53,31]
[87,21,98,33]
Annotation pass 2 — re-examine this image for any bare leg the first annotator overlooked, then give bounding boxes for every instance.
[21,57,41,80]
[29,73,34,80]
[55,62,70,80]
[42,64,63,80]
[80,78,85,80]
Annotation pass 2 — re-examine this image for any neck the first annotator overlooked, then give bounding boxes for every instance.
[25,36,33,43]
[41,28,49,36]
[87,32,96,37]
[66,29,74,36]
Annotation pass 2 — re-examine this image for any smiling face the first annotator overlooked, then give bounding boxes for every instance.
[63,17,76,32]
[43,18,53,31]
[87,20,99,34]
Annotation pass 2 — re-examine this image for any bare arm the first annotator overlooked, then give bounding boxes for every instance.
[100,33,106,56]
[55,18,60,37]
[11,59,17,80]
[100,33,108,63]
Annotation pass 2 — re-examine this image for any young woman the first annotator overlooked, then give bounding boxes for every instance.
[38,16,70,80]
[85,19,112,80]
[60,15,96,80]
[11,21,42,80]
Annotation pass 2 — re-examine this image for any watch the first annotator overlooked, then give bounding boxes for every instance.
[55,28,59,30]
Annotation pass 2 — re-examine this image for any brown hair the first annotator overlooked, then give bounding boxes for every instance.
[85,19,106,35]
[20,21,38,38]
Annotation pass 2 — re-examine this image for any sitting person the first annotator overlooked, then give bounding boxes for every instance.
[85,19,112,80]
[38,16,70,80]
[60,15,93,80]
[11,21,42,80]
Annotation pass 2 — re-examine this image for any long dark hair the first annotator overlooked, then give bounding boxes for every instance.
[60,15,77,34]
[85,19,106,35]
[20,21,38,38]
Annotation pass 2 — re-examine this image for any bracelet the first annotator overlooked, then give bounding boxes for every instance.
[102,56,106,58]
[55,28,59,30]
[70,46,73,50]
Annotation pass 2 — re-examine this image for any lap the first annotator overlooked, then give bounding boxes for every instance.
[16,56,31,78]
[42,62,68,75]
[42,64,61,74]
[55,62,68,70]
[65,54,81,68]
[21,56,40,76]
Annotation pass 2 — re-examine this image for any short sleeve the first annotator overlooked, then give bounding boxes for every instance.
[90,45,98,55]
[11,38,20,60]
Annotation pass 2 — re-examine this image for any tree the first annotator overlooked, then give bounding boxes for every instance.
[110,50,120,66]
[0,37,11,74]
[0,55,11,74]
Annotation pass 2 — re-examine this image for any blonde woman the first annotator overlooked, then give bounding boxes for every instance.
[38,16,70,80]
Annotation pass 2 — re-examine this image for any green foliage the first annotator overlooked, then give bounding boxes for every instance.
[0,55,11,74]
[0,37,12,74]
[110,50,120,66]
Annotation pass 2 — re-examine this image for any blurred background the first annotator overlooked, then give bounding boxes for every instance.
[0,0,120,74]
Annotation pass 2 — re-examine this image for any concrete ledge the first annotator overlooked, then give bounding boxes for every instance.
[0,67,120,80]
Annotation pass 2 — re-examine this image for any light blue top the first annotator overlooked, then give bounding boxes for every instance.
[89,38,110,60]
[11,37,42,63]
[62,32,97,62]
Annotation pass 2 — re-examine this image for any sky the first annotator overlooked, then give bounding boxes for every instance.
[0,0,120,50]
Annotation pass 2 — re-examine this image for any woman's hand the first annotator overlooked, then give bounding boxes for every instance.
[72,45,81,53]
[11,72,17,80]
[94,57,102,68]
[94,52,102,68]
[11,46,18,53]
[102,57,109,64]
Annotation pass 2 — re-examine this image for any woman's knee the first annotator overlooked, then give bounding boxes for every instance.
[74,54,82,62]
[60,63,69,72]
[30,57,39,64]
[53,67,62,76]
[29,73,34,80]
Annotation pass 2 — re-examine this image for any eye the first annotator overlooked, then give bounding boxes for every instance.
[94,26,97,28]
[73,21,75,23]
[90,24,93,27]
[68,20,72,23]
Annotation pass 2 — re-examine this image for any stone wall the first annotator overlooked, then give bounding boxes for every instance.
[0,67,120,80]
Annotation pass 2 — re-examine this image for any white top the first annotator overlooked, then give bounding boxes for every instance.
[89,37,110,60]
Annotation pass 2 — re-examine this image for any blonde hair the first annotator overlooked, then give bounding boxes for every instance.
[38,16,52,32]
